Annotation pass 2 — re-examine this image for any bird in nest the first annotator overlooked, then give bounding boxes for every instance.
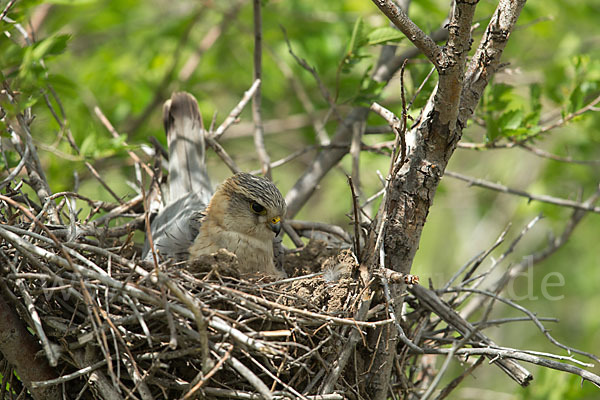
[142,92,286,277]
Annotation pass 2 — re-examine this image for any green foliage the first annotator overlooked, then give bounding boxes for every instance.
[481,82,541,142]
[367,26,405,46]
[2,1,599,397]
[517,367,600,400]
[336,17,404,105]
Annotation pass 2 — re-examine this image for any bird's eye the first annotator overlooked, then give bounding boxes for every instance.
[250,202,266,214]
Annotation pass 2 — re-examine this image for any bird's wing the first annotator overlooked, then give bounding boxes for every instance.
[142,192,206,261]
[163,92,212,204]
[143,92,211,261]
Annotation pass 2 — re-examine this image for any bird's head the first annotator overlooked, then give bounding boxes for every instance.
[207,172,287,241]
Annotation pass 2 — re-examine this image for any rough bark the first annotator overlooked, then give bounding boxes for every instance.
[0,293,60,399]
[364,1,528,399]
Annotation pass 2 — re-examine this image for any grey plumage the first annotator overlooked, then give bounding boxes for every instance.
[163,92,212,205]
[143,92,211,261]
[143,92,286,275]
[142,192,205,260]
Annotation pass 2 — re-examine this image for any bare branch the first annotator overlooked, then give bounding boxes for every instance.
[445,170,600,214]
[459,0,527,126]
[459,92,600,153]
[370,0,443,68]
[252,0,271,179]
[419,347,600,388]
[213,79,261,140]
[435,0,478,126]
[410,284,533,386]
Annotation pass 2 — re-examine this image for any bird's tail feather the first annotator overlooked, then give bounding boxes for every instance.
[163,92,211,204]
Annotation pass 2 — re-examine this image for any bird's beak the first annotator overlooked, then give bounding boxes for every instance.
[269,216,282,235]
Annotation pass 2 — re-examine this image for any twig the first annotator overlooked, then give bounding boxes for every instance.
[178,2,242,82]
[447,287,599,363]
[379,247,422,353]
[157,273,211,372]
[0,132,29,190]
[347,175,362,260]
[281,27,339,120]
[282,222,305,248]
[443,224,509,291]
[267,44,330,145]
[200,387,344,399]
[31,359,108,388]
[213,79,262,140]
[407,66,435,110]
[518,143,600,165]
[12,267,60,367]
[419,342,460,400]
[0,0,17,21]
[205,136,240,174]
[410,284,533,386]
[252,0,271,180]
[321,295,373,394]
[123,8,204,133]
[94,106,154,178]
[286,220,352,244]
[183,344,232,399]
[419,347,600,388]
[216,344,273,400]
[434,356,485,400]
[203,283,392,328]
[370,0,443,68]
[445,170,600,214]
[459,92,600,150]
[84,161,124,204]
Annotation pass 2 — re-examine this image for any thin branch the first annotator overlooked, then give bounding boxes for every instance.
[370,0,443,68]
[178,2,242,82]
[459,92,600,151]
[252,0,271,179]
[448,287,599,362]
[434,356,485,400]
[419,347,600,388]
[347,175,362,259]
[213,79,261,140]
[123,8,204,133]
[94,106,154,179]
[281,26,339,119]
[286,220,352,244]
[0,0,17,21]
[445,170,600,214]
[518,143,600,165]
[267,43,330,145]
[0,132,29,190]
[410,284,532,386]
[459,0,527,125]
[203,136,239,174]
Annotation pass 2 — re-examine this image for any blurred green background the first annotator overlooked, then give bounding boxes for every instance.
[1,0,599,398]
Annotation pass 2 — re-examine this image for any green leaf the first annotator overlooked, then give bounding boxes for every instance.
[485,117,500,142]
[46,73,77,96]
[367,27,405,46]
[567,84,583,114]
[347,17,367,56]
[32,34,71,60]
[529,83,542,112]
[80,134,96,158]
[498,109,524,132]
[485,83,514,112]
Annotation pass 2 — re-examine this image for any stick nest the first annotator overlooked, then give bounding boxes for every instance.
[0,189,385,399]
